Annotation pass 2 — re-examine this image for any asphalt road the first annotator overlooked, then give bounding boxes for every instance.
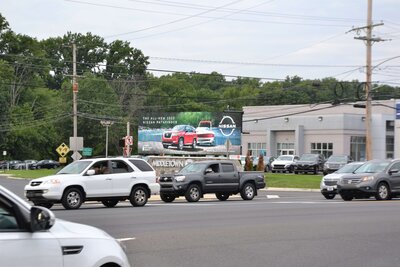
[2,176,400,267]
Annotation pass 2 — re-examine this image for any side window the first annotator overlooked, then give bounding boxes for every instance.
[0,198,19,231]
[89,161,109,175]
[209,164,220,173]
[128,160,154,172]
[389,162,400,173]
[221,163,234,173]
[111,161,132,174]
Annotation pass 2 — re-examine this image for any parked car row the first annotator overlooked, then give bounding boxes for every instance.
[252,153,354,175]
[0,159,60,170]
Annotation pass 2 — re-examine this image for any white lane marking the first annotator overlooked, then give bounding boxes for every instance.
[266,195,280,199]
[147,203,217,206]
[117,237,136,242]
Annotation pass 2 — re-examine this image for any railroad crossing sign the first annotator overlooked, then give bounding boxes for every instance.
[56,143,70,157]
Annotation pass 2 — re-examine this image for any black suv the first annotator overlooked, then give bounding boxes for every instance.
[337,159,400,201]
[293,153,325,174]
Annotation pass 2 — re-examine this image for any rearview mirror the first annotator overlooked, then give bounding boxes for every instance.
[30,206,55,232]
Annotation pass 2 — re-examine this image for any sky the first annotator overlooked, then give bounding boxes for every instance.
[2,0,400,85]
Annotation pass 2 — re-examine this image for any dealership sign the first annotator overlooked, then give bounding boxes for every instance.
[138,111,242,155]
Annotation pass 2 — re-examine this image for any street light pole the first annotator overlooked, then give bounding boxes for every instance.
[101,120,114,157]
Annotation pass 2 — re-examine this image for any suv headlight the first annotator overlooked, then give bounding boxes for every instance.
[174,175,186,182]
[360,176,374,182]
[43,179,61,185]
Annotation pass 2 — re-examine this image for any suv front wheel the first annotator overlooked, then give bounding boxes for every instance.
[62,188,84,209]
[375,182,391,200]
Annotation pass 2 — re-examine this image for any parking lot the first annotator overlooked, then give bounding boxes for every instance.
[2,176,400,267]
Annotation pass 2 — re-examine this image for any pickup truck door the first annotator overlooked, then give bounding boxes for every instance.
[204,163,238,193]
[220,163,240,191]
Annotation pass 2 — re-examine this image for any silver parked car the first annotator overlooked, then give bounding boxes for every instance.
[320,162,364,199]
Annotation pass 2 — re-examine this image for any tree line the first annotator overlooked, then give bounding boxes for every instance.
[0,13,398,161]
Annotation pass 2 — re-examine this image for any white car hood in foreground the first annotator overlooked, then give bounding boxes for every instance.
[29,174,81,183]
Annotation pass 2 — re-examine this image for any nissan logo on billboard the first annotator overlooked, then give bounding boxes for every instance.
[218,116,237,137]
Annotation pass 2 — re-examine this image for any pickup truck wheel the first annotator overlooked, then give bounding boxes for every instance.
[322,193,335,200]
[178,138,184,150]
[62,188,84,209]
[33,202,54,209]
[216,193,229,201]
[375,182,391,200]
[240,183,255,200]
[101,200,119,208]
[185,184,201,202]
[340,193,353,201]
[130,186,148,207]
[160,193,176,203]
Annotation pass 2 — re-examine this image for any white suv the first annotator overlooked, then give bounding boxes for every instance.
[25,158,159,209]
[0,185,130,267]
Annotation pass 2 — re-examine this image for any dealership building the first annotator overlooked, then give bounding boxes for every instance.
[241,99,399,161]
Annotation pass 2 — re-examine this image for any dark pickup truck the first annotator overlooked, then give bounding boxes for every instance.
[158,160,266,202]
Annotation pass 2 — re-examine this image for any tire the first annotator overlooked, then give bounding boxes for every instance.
[322,193,335,200]
[340,193,353,201]
[177,138,184,150]
[192,139,197,149]
[272,170,276,173]
[288,166,294,173]
[313,166,318,175]
[62,188,84,209]
[101,200,119,208]
[33,202,54,209]
[240,183,256,200]
[375,182,391,200]
[163,144,168,149]
[216,193,229,201]
[130,186,148,207]
[294,171,298,174]
[160,193,176,203]
[185,184,201,202]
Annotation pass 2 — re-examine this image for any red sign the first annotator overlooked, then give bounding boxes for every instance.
[73,83,78,92]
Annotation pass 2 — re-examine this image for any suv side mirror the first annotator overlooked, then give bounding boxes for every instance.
[87,169,95,176]
[30,206,55,232]
[389,169,400,175]
[205,168,213,174]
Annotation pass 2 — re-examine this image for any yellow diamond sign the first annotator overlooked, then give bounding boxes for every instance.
[56,143,70,157]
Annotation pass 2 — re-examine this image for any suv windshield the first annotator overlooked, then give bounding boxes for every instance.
[57,161,92,174]
[336,163,363,174]
[277,156,293,161]
[179,163,207,174]
[300,154,317,161]
[327,155,347,163]
[354,161,390,174]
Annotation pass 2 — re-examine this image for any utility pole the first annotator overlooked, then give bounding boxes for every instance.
[72,43,78,160]
[349,0,385,160]
[101,120,114,157]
